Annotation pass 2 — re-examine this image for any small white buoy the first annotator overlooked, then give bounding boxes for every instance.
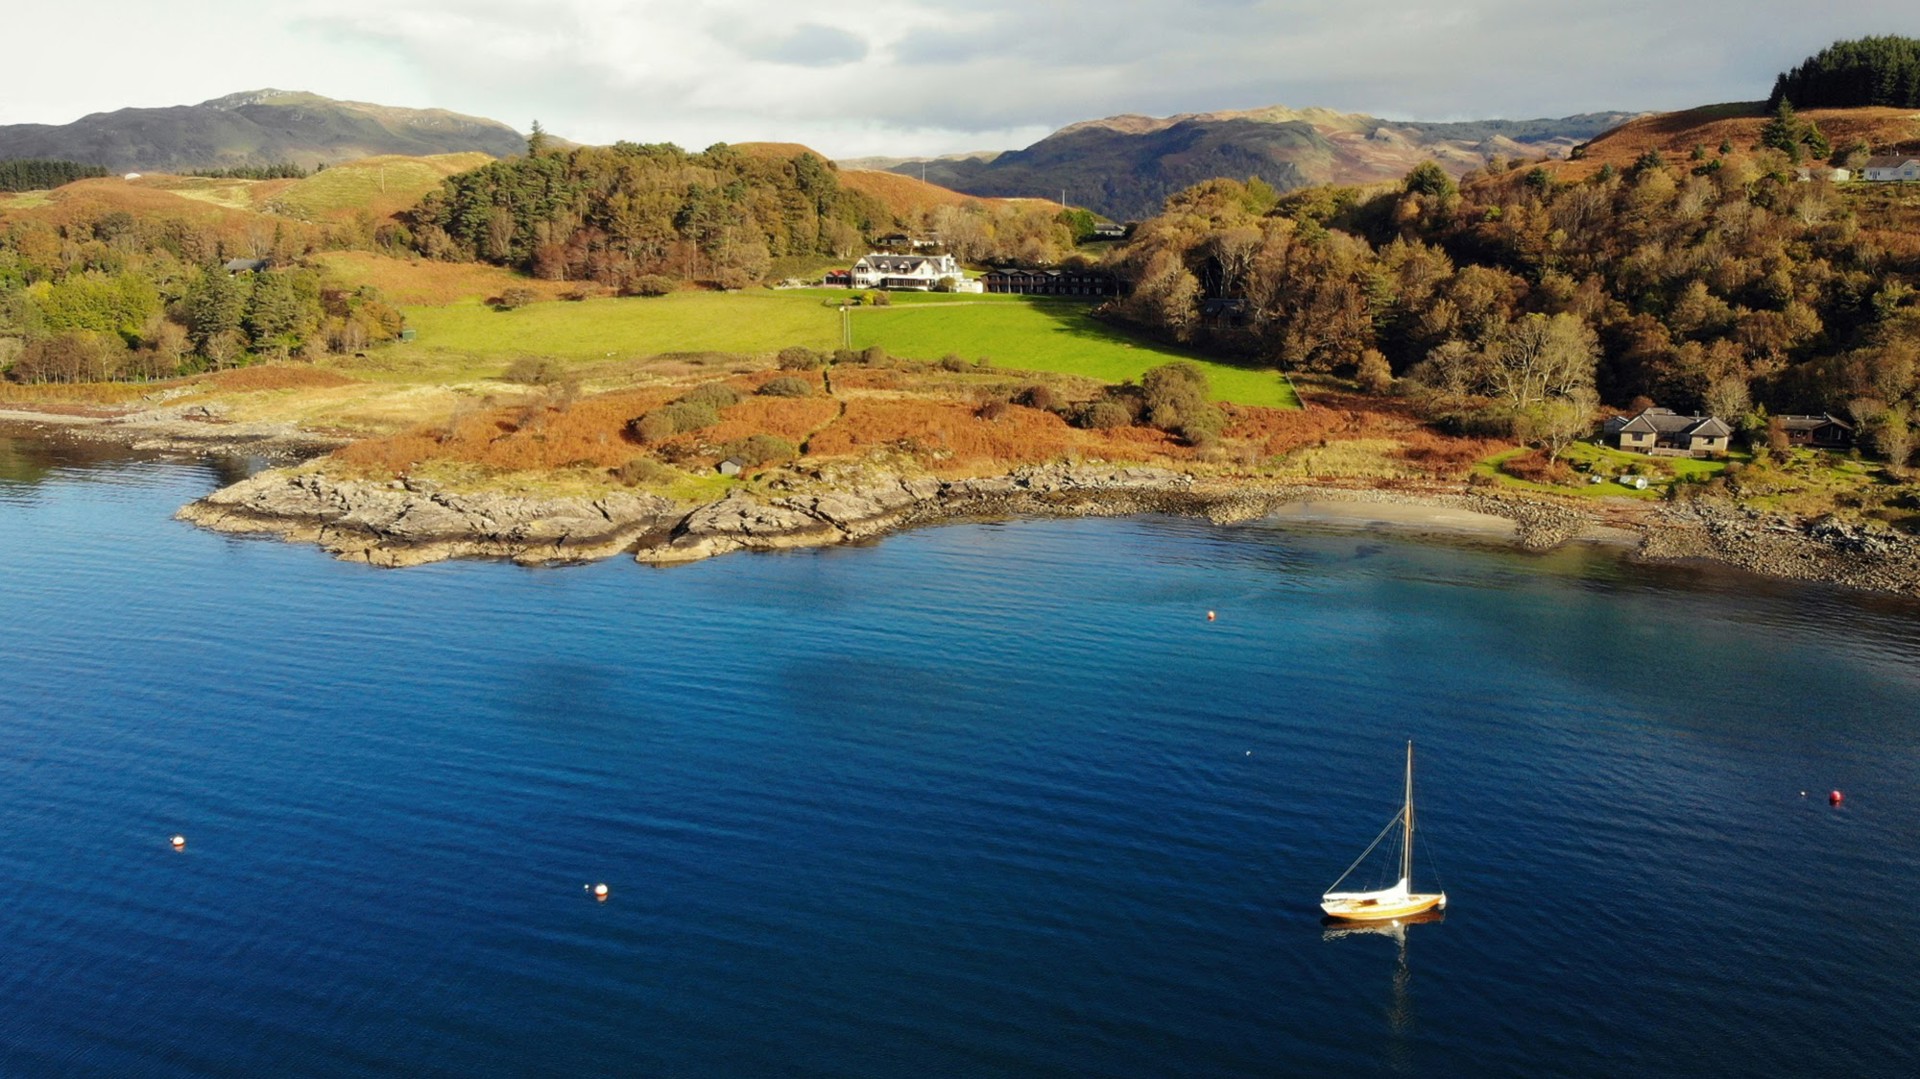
[1206,610,1217,622]
[1245,750,1252,756]
[170,835,186,850]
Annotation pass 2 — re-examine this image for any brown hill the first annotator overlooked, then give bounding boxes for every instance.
[1559,103,1920,178]
[734,141,1034,216]
[879,106,1636,220]
[837,167,1039,217]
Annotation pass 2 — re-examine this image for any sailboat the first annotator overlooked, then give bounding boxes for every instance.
[1320,741,1447,921]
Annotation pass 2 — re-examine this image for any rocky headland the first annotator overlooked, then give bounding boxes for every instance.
[9,405,1920,597]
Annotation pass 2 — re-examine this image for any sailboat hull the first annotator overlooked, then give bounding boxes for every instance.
[1319,891,1446,922]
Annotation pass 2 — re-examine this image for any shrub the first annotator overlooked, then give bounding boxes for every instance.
[1018,384,1062,411]
[938,354,970,372]
[1355,349,1393,394]
[677,381,742,409]
[758,375,814,397]
[627,400,719,442]
[978,400,1012,421]
[628,410,677,443]
[777,346,824,370]
[1501,449,1576,485]
[613,457,680,486]
[714,266,757,291]
[718,433,797,467]
[660,400,719,431]
[627,274,676,297]
[1079,399,1134,430]
[832,348,859,365]
[865,290,891,307]
[496,286,537,310]
[860,345,888,366]
[503,356,565,385]
[1141,360,1223,440]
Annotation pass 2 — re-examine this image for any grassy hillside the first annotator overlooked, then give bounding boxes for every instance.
[267,153,496,221]
[1563,103,1920,177]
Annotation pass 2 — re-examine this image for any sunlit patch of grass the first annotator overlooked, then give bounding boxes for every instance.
[1269,438,1423,480]
[848,299,1301,408]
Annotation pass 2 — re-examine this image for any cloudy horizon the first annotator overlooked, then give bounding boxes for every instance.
[7,1,1918,158]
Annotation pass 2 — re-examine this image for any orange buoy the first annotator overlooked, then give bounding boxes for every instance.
[590,883,610,901]
[1206,610,1216,622]
[1829,790,1844,805]
[170,835,186,850]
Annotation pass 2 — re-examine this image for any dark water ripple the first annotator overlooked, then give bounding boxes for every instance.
[3,442,1920,1077]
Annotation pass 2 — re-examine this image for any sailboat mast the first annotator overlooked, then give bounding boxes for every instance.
[1402,741,1414,885]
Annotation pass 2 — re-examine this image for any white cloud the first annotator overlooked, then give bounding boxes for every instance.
[2,1,1918,157]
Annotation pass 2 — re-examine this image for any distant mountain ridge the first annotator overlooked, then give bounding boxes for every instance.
[869,106,1639,220]
[0,90,527,172]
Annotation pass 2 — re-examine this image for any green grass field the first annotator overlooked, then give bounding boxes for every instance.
[850,297,1301,408]
[1475,442,1741,499]
[395,290,1302,408]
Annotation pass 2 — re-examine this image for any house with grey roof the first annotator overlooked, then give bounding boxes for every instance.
[1862,155,1920,182]
[1603,407,1732,457]
[849,252,977,291]
[1775,413,1854,449]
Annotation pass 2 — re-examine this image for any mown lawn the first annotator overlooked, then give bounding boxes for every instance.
[1474,441,1746,499]
[392,290,1302,408]
[850,298,1302,409]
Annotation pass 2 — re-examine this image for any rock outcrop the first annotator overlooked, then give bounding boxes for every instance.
[179,469,680,567]
[1640,501,1920,595]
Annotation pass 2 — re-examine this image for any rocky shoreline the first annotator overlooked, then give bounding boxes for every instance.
[166,456,1920,597]
[8,407,1919,597]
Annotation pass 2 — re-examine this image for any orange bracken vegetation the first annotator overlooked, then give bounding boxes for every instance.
[199,366,361,392]
[1225,395,1507,478]
[805,398,1182,467]
[701,396,841,445]
[332,388,673,474]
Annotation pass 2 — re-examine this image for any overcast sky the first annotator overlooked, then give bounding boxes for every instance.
[6,1,1918,158]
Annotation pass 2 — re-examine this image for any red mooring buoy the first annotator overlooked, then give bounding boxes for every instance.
[1829,790,1844,805]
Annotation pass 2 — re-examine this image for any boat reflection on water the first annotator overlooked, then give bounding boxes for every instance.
[1319,907,1445,944]
[1320,907,1444,1057]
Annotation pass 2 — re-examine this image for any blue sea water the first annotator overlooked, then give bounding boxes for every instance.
[2,436,1918,1078]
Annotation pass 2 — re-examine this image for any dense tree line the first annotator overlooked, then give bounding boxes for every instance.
[1110,149,1920,464]
[0,205,400,382]
[0,160,108,192]
[1770,36,1920,110]
[403,142,893,290]
[187,163,314,180]
[405,141,1092,288]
